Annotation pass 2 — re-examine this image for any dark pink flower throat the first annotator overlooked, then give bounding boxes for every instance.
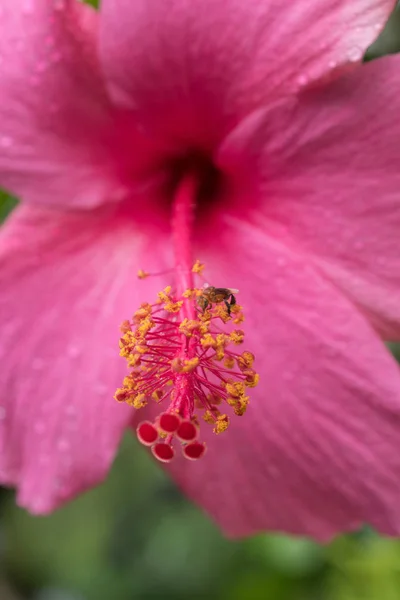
[115,173,259,462]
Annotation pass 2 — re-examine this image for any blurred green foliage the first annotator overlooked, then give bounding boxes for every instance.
[1,2,400,599]
[3,435,400,600]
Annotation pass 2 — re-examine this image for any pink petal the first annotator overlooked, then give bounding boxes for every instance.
[218,56,400,339]
[99,0,392,144]
[145,220,400,540]
[0,204,169,513]
[0,0,146,208]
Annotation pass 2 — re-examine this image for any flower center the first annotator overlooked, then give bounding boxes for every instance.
[114,170,258,462]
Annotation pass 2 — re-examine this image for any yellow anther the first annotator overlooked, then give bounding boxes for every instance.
[127,393,147,409]
[133,304,152,322]
[233,314,244,324]
[120,320,131,333]
[200,333,217,349]
[244,370,260,388]
[135,345,148,354]
[123,376,135,389]
[182,289,196,299]
[214,304,231,323]
[152,390,163,401]
[213,414,229,434]
[215,347,225,361]
[226,381,246,398]
[203,410,215,424]
[234,396,249,416]
[224,356,235,369]
[128,353,141,367]
[114,388,129,402]
[137,318,155,336]
[192,260,205,274]
[216,333,229,346]
[182,357,200,372]
[165,300,183,313]
[157,286,172,303]
[137,269,150,279]
[230,329,245,344]
[237,351,255,370]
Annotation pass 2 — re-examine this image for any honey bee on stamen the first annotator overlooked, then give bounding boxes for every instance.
[197,285,239,316]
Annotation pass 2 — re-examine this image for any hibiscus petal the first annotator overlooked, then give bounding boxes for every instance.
[99,0,393,144]
[0,0,140,208]
[0,204,170,512]
[146,220,400,540]
[218,56,400,339]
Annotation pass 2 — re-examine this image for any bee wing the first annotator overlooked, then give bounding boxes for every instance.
[228,288,239,293]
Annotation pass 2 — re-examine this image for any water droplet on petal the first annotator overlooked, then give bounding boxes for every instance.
[347,47,362,62]
[22,0,34,15]
[67,345,81,359]
[0,135,12,148]
[297,74,308,87]
[57,438,69,452]
[0,406,6,420]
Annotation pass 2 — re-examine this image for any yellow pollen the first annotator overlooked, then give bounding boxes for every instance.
[203,410,215,424]
[133,304,152,322]
[157,286,172,303]
[165,300,183,313]
[237,351,255,370]
[244,370,260,388]
[230,329,245,344]
[128,353,141,367]
[214,414,229,434]
[192,260,205,274]
[114,388,128,402]
[214,304,231,323]
[127,393,147,409]
[137,269,150,279]
[224,356,235,369]
[120,320,131,333]
[200,333,217,349]
[225,381,246,398]
[182,357,200,372]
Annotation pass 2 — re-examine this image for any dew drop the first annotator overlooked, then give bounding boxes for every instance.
[297,74,308,87]
[57,438,69,452]
[22,0,34,15]
[0,135,12,148]
[347,47,362,62]
[67,345,81,358]
[0,406,6,420]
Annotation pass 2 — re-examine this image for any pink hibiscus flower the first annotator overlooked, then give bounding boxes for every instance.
[1,0,400,541]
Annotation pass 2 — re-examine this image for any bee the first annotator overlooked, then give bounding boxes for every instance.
[197,286,239,315]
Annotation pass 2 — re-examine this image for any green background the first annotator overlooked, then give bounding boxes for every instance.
[1,2,400,599]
